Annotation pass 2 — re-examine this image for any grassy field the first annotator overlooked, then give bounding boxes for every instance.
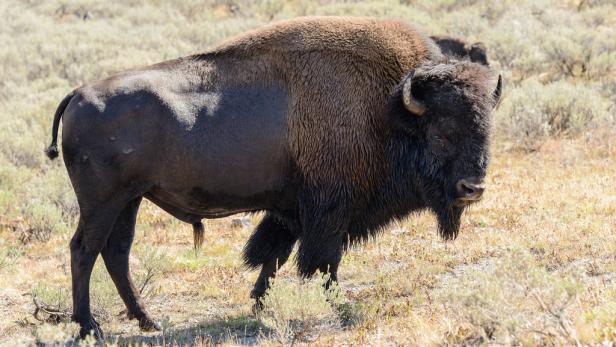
[0,0,615,345]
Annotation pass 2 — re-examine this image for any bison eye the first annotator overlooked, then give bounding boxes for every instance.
[433,133,456,155]
[434,134,448,147]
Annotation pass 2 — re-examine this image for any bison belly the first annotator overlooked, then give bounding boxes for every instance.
[151,84,294,218]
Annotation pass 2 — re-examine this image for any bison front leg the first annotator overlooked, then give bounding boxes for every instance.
[296,203,345,287]
[243,213,298,307]
[101,198,160,332]
[296,232,343,286]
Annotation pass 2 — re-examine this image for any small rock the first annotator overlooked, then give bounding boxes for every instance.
[231,216,252,228]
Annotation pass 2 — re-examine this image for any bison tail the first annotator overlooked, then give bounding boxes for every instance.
[45,90,76,160]
[193,221,205,252]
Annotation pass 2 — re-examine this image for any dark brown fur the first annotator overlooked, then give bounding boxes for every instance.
[430,35,489,65]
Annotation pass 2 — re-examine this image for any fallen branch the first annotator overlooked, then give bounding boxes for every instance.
[32,296,72,324]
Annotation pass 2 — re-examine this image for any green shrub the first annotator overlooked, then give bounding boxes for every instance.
[0,159,35,220]
[0,189,15,218]
[89,260,122,320]
[29,168,79,220]
[496,79,609,150]
[34,323,80,347]
[0,250,16,271]
[259,272,343,344]
[19,167,78,243]
[21,200,67,243]
[133,245,174,297]
[540,24,616,81]
[0,118,46,169]
[437,250,586,345]
[31,283,70,310]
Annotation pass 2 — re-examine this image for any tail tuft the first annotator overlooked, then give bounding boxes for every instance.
[45,145,59,160]
[46,90,76,161]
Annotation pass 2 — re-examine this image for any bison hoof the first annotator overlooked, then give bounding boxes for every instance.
[250,289,266,314]
[139,316,161,332]
[79,318,104,340]
[251,300,265,315]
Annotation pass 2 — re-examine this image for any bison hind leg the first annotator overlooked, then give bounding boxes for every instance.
[100,198,161,333]
[71,197,133,339]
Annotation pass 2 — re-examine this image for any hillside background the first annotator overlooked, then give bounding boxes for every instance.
[0,0,615,345]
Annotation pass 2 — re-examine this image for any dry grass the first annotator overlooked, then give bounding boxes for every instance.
[0,0,615,346]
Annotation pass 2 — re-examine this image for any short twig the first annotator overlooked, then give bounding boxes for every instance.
[139,267,156,296]
[531,292,582,347]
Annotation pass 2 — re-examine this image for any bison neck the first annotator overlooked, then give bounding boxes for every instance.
[347,132,426,244]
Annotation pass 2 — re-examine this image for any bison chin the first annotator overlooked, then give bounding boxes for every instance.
[434,205,463,240]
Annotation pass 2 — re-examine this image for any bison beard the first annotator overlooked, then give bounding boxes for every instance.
[436,206,463,240]
[421,174,465,241]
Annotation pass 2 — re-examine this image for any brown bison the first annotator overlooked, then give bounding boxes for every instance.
[431,35,490,65]
[45,16,501,338]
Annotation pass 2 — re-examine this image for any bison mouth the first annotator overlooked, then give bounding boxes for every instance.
[453,196,482,207]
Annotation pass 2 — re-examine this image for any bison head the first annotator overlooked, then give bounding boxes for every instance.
[393,62,502,239]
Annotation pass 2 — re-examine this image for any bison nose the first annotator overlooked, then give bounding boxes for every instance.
[455,178,485,205]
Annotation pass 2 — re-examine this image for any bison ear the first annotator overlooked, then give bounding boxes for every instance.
[492,74,502,109]
[402,70,426,116]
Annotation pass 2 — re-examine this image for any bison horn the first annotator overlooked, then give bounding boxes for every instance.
[492,74,503,108]
[402,71,426,116]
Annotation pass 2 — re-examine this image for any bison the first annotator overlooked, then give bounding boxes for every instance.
[45,16,501,339]
[431,35,490,66]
